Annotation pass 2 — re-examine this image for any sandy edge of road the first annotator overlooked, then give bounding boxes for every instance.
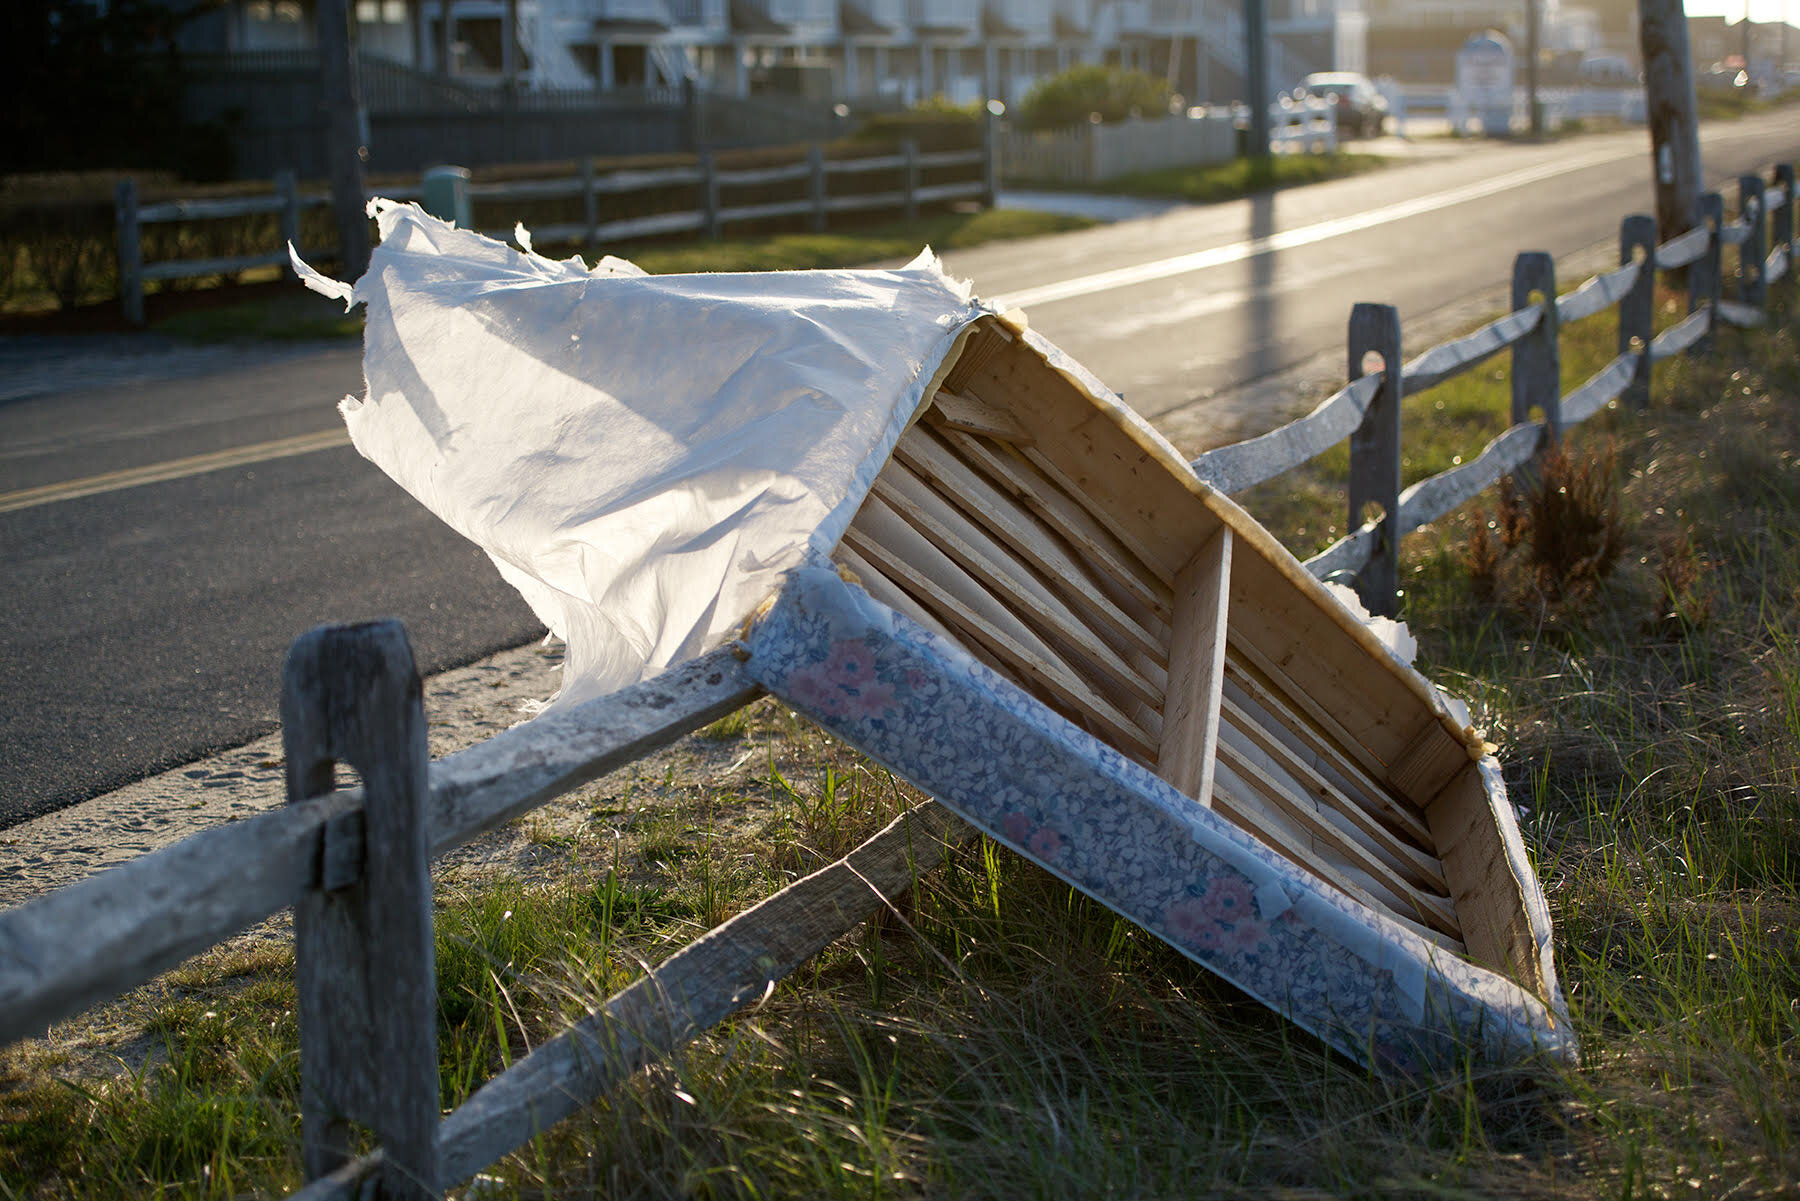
[0,230,1626,910]
[0,642,568,909]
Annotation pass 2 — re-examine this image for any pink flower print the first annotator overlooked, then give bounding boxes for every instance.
[784,667,850,718]
[1162,874,1271,956]
[1001,811,1034,844]
[783,638,896,720]
[820,639,878,687]
[1027,825,1066,862]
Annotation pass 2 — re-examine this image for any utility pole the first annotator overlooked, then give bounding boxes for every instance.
[318,0,371,279]
[1638,0,1703,238]
[1245,0,1270,164]
[1526,0,1543,135]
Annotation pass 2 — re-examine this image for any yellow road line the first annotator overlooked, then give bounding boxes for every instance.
[0,427,352,515]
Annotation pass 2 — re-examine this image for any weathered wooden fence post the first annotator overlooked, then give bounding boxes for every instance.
[981,107,1000,208]
[581,156,598,244]
[901,140,920,223]
[283,620,439,1200]
[1510,251,1561,444]
[116,178,144,327]
[1619,214,1657,410]
[1692,190,1724,352]
[807,144,828,233]
[278,170,301,270]
[1347,303,1403,617]
[1738,173,1766,308]
[700,151,721,240]
[1775,163,1797,263]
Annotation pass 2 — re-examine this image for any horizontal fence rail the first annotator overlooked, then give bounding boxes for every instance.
[17,144,1795,1197]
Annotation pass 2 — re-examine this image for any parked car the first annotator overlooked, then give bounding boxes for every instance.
[1297,72,1390,137]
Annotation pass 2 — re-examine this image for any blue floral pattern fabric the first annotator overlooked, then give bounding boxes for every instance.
[744,563,1575,1072]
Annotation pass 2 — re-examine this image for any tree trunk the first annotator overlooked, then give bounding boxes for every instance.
[1638,0,1702,238]
[318,0,371,280]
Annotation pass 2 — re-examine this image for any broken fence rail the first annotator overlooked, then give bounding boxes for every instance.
[7,150,1790,1196]
[1194,158,1798,615]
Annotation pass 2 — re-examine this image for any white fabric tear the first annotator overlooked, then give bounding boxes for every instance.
[328,202,989,710]
[289,243,357,310]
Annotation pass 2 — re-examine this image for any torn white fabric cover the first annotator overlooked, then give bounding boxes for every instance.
[304,203,987,708]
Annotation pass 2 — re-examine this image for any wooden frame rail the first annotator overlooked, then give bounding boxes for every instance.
[1193,151,1800,614]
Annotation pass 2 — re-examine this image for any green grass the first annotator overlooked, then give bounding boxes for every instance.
[1078,151,1389,204]
[6,279,1800,1199]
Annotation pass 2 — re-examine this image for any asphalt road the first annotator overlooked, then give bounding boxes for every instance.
[3,112,1796,826]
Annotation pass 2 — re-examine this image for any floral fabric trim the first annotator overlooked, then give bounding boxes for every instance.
[744,564,1575,1072]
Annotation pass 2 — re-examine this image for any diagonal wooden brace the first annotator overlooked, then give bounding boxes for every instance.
[282,619,439,1200]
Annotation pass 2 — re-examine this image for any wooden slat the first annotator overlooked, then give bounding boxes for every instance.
[434,802,971,1186]
[841,515,1160,764]
[1157,528,1232,806]
[1219,694,1448,894]
[1426,767,1545,984]
[1206,767,1462,953]
[927,388,1033,444]
[948,327,1222,581]
[894,425,1170,663]
[833,543,961,648]
[1214,740,1464,941]
[872,464,1165,710]
[930,423,1174,622]
[1225,553,1471,811]
[1221,646,1435,849]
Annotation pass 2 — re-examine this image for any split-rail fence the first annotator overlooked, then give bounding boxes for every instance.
[113,131,995,327]
[12,150,1798,1198]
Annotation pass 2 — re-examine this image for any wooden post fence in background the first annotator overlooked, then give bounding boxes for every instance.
[1694,190,1724,352]
[1739,173,1766,308]
[807,145,828,233]
[1346,303,1403,616]
[902,140,921,223]
[1775,164,1797,258]
[1510,251,1560,441]
[115,179,143,327]
[1619,214,1657,410]
[282,621,439,1199]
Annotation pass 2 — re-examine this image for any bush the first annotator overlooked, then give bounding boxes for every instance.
[1015,66,1175,132]
[855,103,982,152]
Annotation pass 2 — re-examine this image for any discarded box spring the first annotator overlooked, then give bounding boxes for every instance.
[304,204,1574,1071]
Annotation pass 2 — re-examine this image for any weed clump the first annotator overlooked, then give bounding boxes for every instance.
[1466,440,1627,613]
